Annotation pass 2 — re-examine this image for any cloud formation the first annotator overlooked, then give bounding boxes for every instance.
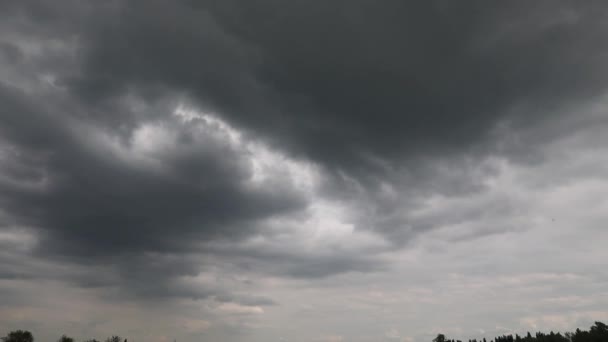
[1,1,608,341]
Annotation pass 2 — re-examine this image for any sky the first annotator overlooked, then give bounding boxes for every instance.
[1,1,608,341]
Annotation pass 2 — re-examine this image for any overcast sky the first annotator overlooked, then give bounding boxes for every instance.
[1,1,608,342]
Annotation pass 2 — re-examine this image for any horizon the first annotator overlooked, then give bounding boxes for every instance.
[4,321,608,342]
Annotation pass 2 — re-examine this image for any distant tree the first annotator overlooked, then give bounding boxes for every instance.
[590,321,608,334]
[104,336,121,342]
[1,330,34,342]
[434,334,446,342]
[57,335,73,342]
[83,339,99,342]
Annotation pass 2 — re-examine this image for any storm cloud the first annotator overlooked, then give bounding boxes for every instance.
[1,1,608,341]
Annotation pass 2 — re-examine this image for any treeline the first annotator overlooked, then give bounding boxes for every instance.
[1,331,125,342]
[2,321,607,342]
[434,321,608,342]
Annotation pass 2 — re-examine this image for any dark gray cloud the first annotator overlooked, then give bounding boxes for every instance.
[0,74,306,303]
[1,84,304,246]
[67,1,608,173]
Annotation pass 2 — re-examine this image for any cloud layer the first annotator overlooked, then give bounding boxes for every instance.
[1,1,608,341]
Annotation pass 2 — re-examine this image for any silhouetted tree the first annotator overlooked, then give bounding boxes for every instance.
[431,322,608,342]
[104,336,121,342]
[434,334,447,342]
[590,321,608,335]
[1,331,33,342]
[57,335,73,342]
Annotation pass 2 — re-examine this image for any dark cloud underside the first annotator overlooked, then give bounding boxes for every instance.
[72,1,608,171]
